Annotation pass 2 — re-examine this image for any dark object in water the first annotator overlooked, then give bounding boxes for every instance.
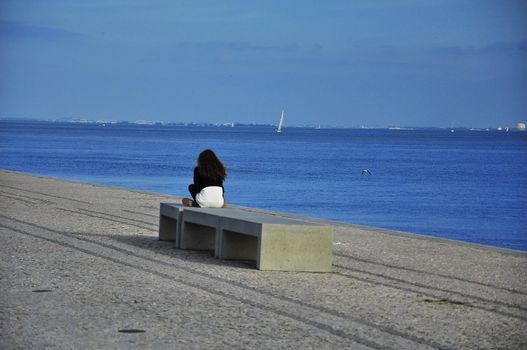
[118,329,146,333]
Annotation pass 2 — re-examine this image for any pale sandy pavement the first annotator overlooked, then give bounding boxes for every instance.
[1,169,526,349]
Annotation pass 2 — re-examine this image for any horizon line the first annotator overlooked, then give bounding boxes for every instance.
[1,117,525,131]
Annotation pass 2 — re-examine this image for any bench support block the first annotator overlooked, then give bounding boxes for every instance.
[220,229,258,261]
[159,215,178,242]
[158,203,184,247]
[258,225,333,272]
[180,222,217,251]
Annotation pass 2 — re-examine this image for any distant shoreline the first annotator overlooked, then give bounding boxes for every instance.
[2,118,525,132]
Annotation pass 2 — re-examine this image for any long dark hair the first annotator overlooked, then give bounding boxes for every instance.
[197,149,227,181]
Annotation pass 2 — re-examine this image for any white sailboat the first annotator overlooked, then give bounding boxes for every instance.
[276,109,285,133]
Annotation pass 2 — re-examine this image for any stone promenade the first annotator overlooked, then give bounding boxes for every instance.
[0,170,525,349]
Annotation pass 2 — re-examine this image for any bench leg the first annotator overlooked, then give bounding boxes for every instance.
[180,221,216,251]
[258,226,333,272]
[219,229,258,261]
[159,215,180,247]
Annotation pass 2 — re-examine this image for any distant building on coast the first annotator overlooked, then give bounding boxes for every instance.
[517,122,526,131]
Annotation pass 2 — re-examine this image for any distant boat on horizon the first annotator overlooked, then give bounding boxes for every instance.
[276,109,285,133]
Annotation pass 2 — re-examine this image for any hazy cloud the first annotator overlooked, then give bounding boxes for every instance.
[434,40,527,56]
[177,41,301,53]
[0,20,84,41]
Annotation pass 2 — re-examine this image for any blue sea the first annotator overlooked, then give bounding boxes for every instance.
[1,120,526,251]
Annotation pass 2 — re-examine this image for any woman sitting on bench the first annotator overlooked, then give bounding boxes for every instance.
[182,149,227,208]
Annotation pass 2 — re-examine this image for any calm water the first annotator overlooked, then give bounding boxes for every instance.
[1,120,526,251]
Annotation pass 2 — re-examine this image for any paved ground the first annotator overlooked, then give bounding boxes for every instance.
[0,169,526,349]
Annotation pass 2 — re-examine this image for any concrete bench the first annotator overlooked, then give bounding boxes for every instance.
[158,203,333,272]
[179,206,333,272]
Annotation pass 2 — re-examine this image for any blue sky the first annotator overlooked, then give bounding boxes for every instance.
[1,1,526,127]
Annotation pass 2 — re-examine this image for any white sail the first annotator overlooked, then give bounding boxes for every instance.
[277,109,285,133]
